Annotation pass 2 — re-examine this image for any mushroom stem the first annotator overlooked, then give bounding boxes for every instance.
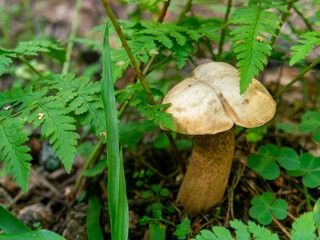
[177,128,235,213]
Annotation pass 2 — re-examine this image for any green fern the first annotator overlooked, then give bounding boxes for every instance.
[117,83,175,130]
[0,39,65,76]
[17,89,79,173]
[230,4,282,94]
[47,74,105,135]
[290,9,320,66]
[0,109,31,194]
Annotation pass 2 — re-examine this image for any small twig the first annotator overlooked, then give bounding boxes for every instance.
[270,2,294,48]
[274,58,320,98]
[62,0,83,74]
[73,140,104,197]
[175,0,193,25]
[217,0,233,61]
[17,55,42,78]
[157,0,171,23]
[100,0,155,104]
[292,4,313,32]
[272,216,291,239]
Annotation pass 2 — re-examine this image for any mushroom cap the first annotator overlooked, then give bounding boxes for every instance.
[161,62,276,135]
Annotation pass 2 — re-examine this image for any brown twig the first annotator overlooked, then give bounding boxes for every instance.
[157,0,171,23]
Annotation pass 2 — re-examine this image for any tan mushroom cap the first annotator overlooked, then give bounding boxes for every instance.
[161,62,276,135]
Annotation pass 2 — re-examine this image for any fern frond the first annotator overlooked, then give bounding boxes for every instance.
[0,55,12,77]
[230,5,282,94]
[0,110,31,193]
[18,91,79,173]
[290,31,320,66]
[0,87,23,108]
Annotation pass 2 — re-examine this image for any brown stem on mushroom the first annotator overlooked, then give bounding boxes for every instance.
[177,128,234,213]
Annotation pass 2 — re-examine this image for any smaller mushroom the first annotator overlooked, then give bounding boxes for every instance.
[161,62,276,213]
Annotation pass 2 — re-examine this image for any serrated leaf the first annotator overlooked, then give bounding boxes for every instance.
[230,220,251,240]
[173,219,191,239]
[291,212,316,240]
[0,55,13,77]
[0,116,31,193]
[248,221,279,240]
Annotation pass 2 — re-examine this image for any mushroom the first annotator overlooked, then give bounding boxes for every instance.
[161,62,276,213]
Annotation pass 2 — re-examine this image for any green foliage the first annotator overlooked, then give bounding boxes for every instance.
[230,3,282,94]
[173,219,191,240]
[291,213,316,240]
[290,9,320,66]
[299,111,320,143]
[0,39,65,76]
[248,144,299,180]
[249,192,288,225]
[287,153,320,188]
[0,110,31,193]
[117,83,175,131]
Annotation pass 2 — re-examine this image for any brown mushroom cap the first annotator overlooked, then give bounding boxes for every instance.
[162,62,276,135]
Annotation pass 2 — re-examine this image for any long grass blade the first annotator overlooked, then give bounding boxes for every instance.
[0,205,30,234]
[0,230,66,240]
[101,21,129,239]
[87,197,103,240]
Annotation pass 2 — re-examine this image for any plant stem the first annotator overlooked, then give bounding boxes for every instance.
[274,58,320,98]
[270,2,293,48]
[217,0,233,61]
[100,0,155,105]
[100,0,186,173]
[304,186,312,211]
[272,216,291,239]
[292,4,313,31]
[73,140,104,195]
[175,0,193,25]
[17,55,42,78]
[62,0,82,74]
[313,79,320,110]
[157,0,171,23]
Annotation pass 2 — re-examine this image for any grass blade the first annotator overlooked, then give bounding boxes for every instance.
[0,205,30,234]
[87,197,103,240]
[101,21,129,239]
[0,230,66,240]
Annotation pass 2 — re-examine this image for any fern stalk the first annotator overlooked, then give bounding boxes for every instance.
[157,0,171,23]
[62,0,82,74]
[175,0,193,24]
[16,55,42,78]
[274,57,320,98]
[217,0,233,61]
[100,0,155,105]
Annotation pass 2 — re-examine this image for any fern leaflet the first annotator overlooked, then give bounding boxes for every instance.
[0,109,31,194]
[230,4,282,94]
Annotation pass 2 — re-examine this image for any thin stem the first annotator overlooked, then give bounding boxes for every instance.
[175,0,193,25]
[100,0,155,104]
[157,0,171,23]
[217,0,233,61]
[100,0,186,172]
[17,55,42,78]
[292,4,313,32]
[73,140,104,195]
[62,0,83,74]
[304,186,312,211]
[272,216,291,239]
[270,2,293,48]
[274,58,320,98]
[313,78,320,110]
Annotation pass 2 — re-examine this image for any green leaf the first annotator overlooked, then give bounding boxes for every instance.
[248,221,279,240]
[0,230,66,240]
[291,212,316,240]
[0,205,30,234]
[275,147,299,170]
[173,219,191,240]
[149,222,166,240]
[102,22,129,239]
[83,158,107,177]
[87,197,103,240]
[142,191,152,199]
[299,111,320,132]
[269,199,288,220]
[159,188,170,197]
[275,122,299,134]
[0,115,32,193]
[290,31,320,66]
[0,55,12,77]
[250,192,287,225]
[211,226,233,240]
[313,198,320,228]
[248,154,280,180]
[230,5,281,94]
[230,220,250,240]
